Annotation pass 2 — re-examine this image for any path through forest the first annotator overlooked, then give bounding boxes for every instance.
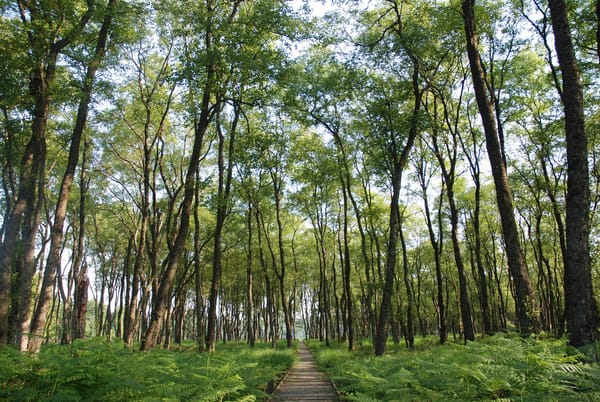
[270,343,338,401]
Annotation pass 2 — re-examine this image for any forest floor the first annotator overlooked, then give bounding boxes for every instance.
[2,335,599,401]
[270,342,338,401]
[307,334,600,401]
[0,338,295,401]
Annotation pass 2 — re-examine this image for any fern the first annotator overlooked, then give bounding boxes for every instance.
[0,338,295,401]
[310,333,600,401]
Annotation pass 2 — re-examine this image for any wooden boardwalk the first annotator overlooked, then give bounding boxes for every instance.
[270,343,338,401]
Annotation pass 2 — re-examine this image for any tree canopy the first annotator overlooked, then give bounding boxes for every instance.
[0,0,598,357]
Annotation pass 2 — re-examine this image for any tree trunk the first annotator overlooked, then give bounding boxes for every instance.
[374,62,421,356]
[462,0,539,335]
[206,105,238,352]
[27,1,114,352]
[73,138,90,340]
[271,170,294,348]
[194,175,207,352]
[431,128,475,342]
[416,146,447,344]
[246,205,256,347]
[340,185,354,350]
[141,78,213,351]
[548,0,599,349]
[0,0,94,346]
[399,220,414,349]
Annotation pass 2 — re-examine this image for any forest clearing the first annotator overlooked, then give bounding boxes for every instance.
[1,0,600,400]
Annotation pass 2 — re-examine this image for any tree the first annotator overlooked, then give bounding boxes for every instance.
[412,138,448,343]
[27,0,116,353]
[206,103,240,352]
[0,0,96,347]
[461,0,539,335]
[140,0,217,351]
[426,92,475,342]
[288,50,359,350]
[548,0,599,349]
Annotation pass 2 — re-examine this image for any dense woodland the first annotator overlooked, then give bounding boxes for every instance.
[0,0,599,359]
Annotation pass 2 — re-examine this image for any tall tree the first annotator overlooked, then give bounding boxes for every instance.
[26,0,116,353]
[461,0,539,335]
[206,103,240,352]
[548,0,599,349]
[0,0,95,347]
[427,94,475,342]
[369,66,422,356]
[413,138,447,343]
[140,0,217,350]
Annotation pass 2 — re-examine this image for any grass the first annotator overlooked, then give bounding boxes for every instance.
[307,333,600,401]
[0,338,296,401]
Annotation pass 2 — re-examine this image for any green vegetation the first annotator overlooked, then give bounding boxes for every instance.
[308,334,600,401]
[0,338,295,401]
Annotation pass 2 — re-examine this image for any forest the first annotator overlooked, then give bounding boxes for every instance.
[0,0,599,399]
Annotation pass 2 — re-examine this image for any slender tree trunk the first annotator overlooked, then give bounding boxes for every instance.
[431,133,475,342]
[548,0,599,349]
[246,205,255,347]
[416,146,447,344]
[375,62,421,356]
[462,0,539,335]
[275,177,294,348]
[73,138,90,340]
[458,116,492,335]
[340,185,354,350]
[399,220,414,349]
[27,1,113,352]
[472,181,492,335]
[206,106,238,352]
[141,81,213,351]
[194,175,207,352]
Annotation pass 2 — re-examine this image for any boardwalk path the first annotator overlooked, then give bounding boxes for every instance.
[270,343,339,401]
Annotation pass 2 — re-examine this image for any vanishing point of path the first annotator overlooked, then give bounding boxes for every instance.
[270,343,339,402]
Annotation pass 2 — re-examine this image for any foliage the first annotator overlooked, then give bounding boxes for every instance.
[0,338,295,401]
[307,334,600,401]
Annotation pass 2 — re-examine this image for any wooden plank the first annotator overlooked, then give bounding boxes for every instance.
[270,343,339,401]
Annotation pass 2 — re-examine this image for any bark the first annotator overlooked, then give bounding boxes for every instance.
[13,156,44,349]
[140,73,213,351]
[73,138,90,340]
[374,62,421,356]
[193,175,208,352]
[462,0,539,335]
[206,105,238,352]
[313,115,357,350]
[548,0,599,348]
[273,171,294,348]
[0,55,47,347]
[457,98,492,335]
[430,98,475,342]
[1,0,93,346]
[417,152,447,343]
[27,0,114,352]
[340,185,354,350]
[399,221,414,349]
[246,205,255,347]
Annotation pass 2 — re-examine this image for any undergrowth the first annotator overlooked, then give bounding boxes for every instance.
[307,334,600,401]
[0,338,296,401]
